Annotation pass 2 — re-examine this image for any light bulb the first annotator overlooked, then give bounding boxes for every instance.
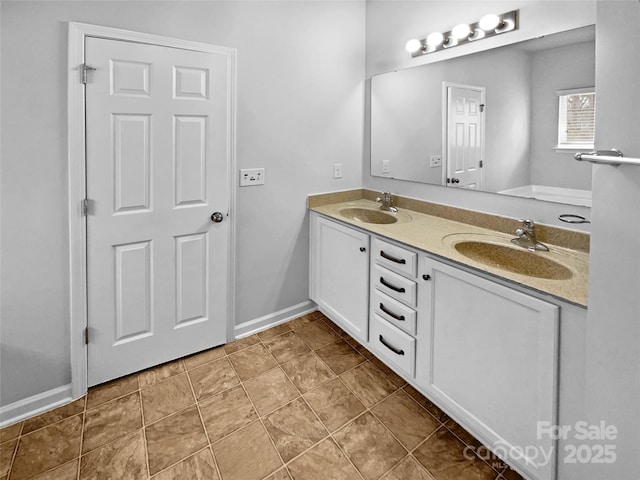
[479,14,501,31]
[451,24,471,40]
[405,39,422,53]
[426,32,444,47]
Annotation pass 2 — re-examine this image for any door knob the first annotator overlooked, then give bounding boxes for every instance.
[210,212,224,223]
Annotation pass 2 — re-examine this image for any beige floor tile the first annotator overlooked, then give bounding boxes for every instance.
[79,430,147,480]
[445,418,483,449]
[263,331,311,364]
[183,346,226,370]
[372,390,440,450]
[287,437,361,480]
[296,321,341,350]
[281,352,336,393]
[86,374,139,410]
[212,421,282,480]
[153,448,218,480]
[287,313,318,331]
[199,385,257,443]
[501,466,526,480]
[228,343,278,381]
[382,456,435,480]
[0,422,22,442]
[413,428,497,480]
[344,337,375,360]
[315,340,365,375]
[223,335,260,355]
[145,406,208,476]
[339,362,398,408]
[138,360,185,388]
[369,357,406,388]
[403,385,449,423]
[82,392,142,454]
[10,414,83,480]
[258,323,293,341]
[334,412,407,480]
[1,439,17,477]
[188,357,239,401]
[32,460,79,480]
[243,368,299,416]
[265,468,292,480]
[263,397,327,462]
[141,373,195,424]
[22,398,86,435]
[303,378,365,432]
[321,318,348,337]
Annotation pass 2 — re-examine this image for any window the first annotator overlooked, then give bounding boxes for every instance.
[556,87,596,150]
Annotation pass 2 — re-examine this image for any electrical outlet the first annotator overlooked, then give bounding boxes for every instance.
[430,155,442,168]
[333,163,343,179]
[382,159,390,173]
[239,168,265,186]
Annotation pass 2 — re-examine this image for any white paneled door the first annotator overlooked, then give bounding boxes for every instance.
[85,37,231,386]
[446,85,485,190]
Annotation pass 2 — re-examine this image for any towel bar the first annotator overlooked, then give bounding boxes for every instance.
[575,149,640,166]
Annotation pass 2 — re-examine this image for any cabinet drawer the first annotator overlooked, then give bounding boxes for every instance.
[373,264,417,307]
[373,289,416,335]
[373,238,417,277]
[371,314,415,377]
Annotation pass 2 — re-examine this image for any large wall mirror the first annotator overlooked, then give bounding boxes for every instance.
[370,26,595,207]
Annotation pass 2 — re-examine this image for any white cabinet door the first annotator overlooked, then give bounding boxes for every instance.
[310,213,370,342]
[423,257,559,480]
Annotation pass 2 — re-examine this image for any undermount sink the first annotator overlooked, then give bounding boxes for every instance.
[453,241,573,280]
[339,207,398,224]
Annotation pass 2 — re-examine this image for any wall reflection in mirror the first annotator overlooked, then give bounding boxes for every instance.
[370,26,595,207]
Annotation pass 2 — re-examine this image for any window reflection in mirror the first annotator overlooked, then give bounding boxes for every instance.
[370,25,595,207]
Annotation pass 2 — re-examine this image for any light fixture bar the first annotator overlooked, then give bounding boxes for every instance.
[406,10,519,58]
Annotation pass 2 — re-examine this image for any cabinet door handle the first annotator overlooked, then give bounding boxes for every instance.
[360,247,366,252]
[379,335,405,356]
[380,277,405,293]
[380,250,406,264]
[379,303,405,321]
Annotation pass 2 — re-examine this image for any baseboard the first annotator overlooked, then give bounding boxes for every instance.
[234,300,317,339]
[0,383,74,427]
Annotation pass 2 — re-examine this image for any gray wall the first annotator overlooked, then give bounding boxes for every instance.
[529,40,595,189]
[584,1,640,477]
[0,1,365,406]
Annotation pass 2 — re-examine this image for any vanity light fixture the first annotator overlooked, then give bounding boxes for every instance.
[405,10,518,58]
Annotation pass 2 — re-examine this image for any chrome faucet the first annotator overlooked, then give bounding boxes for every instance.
[511,219,549,251]
[376,192,398,213]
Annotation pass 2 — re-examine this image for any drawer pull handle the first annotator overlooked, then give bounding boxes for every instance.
[379,335,405,356]
[380,250,406,264]
[380,277,405,293]
[380,303,405,321]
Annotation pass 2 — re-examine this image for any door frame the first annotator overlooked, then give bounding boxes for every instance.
[68,22,237,399]
[441,81,486,189]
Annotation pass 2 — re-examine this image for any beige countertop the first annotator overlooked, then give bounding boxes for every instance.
[310,198,589,307]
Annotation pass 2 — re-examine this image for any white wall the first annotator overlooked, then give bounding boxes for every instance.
[364,0,596,228]
[0,1,365,407]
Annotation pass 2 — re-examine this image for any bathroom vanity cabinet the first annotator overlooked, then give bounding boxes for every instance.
[309,214,370,343]
[309,211,572,480]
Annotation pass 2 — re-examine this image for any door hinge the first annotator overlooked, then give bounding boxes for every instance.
[80,64,96,84]
[84,327,89,345]
[82,198,94,216]
[479,104,485,113]
[479,160,484,168]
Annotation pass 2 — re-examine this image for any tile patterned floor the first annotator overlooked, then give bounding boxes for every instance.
[0,311,526,480]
